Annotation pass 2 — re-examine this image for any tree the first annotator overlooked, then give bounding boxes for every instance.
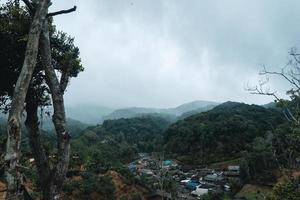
[248,48,300,159]
[0,1,82,199]
[4,1,49,199]
[266,178,300,200]
[248,47,300,197]
[248,47,300,126]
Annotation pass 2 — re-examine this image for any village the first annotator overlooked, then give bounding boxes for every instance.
[128,153,242,200]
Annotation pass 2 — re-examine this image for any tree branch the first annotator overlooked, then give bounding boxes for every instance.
[291,53,300,65]
[260,66,300,90]
[21,0,34,15]
[16,164,30,170]
[59,70,69,93]
[47,6,77,17]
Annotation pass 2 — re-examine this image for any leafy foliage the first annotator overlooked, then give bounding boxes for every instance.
[0,1,83,110]
[267,178,300,200]
[63,172,116,200]
[164,102,284,165]
[72,115,171,164]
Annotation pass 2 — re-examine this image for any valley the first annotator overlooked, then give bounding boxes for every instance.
[0,100,296,199]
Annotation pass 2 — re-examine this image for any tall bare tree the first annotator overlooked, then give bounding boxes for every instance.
[4,0,49,199]
[21,1,77,199]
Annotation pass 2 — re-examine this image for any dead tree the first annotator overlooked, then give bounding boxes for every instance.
[247,48,300,178]
[247,48,300,125]
[4,0,49,199]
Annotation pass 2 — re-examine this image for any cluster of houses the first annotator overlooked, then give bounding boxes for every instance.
[128,153,241,199]
[179,166,241,198]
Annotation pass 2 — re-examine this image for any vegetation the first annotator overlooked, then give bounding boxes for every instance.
[267,178,300,200]
[73,115,171,156]
[1,1,300,199]
[0,0,82,199]
[164,101,284,165]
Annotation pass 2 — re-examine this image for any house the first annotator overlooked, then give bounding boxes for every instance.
[180,179,190,185]
[224,165,240,177]
[191,187,209,197]
[139,169,154,175]
[185,180,200,190]
[228,165,240,172]
[138,153,149,158]
[128,163,137,172]
[162,160,178,168]
[204,174,224,183]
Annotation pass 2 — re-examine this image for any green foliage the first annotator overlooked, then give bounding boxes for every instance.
[241,121,300,183]
[63,179,81,194]
[80,172,115,199]
[85,145,122,173]
[201,192,224,200]
[267,179,300,200]
[131,193,143,200]
[101,116,170,152]
[0,0,83,109]
[164,102,284,165]
[72,115,170,167]
[0,1,30,98]
[242,135,277,183]
[63,172,116,200]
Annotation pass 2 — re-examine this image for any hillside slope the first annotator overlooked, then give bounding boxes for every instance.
[164,102,284,165]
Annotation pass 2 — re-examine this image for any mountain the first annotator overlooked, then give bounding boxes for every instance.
[101,107,162,121]
[66,105,113,124]
[41,117,90,137]
[102,100,218,121]
[171,100,218,115]
[262,102,277,109]
[163,101,284,165]
[178,104,217,119]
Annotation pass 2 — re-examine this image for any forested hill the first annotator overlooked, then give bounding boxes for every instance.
[163,101,285,165]
[73,115,171,157]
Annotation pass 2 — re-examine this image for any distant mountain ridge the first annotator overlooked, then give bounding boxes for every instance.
[101,100,219,122]
[66,105,113,124]
[0,100,219,126]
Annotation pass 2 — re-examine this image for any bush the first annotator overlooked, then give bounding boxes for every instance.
[131,193,142,200]
[80,172,116,199]
[266,179,300,200]
[63,179,80,194]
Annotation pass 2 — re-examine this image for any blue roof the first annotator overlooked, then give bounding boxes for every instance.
[128,164,137,171]
[162,160,173,166]
[185,180,200,190]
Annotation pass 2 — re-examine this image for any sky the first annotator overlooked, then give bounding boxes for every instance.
[49,0,300,108]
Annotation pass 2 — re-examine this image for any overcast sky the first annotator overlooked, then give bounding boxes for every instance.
[49,0,300,108]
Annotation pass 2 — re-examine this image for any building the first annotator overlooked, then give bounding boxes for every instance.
[204,174,225,183]
[224,165,240,177]
[191,187,209,197]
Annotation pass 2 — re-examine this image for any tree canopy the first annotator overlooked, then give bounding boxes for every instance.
[0,1,83,111]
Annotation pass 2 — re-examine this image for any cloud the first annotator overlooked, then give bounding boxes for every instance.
[50,0,300,108]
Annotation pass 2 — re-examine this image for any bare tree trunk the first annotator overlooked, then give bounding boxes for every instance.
[39,20,71,200]
[24,98,52,198]
[4,1,49,199]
